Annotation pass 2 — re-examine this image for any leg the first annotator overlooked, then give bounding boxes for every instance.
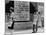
[32,24,36,33]
[8,21,14,29]
[36,24,38,32]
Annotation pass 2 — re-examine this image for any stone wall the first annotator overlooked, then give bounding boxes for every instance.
[14,1,30,21]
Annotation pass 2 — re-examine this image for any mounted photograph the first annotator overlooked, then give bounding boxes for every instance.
[5,0,44,35]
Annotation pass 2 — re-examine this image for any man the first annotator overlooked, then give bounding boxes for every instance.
[30,2,38,33]
[8,11,15,29]
[5,1,14,29]
[32,12,38,33]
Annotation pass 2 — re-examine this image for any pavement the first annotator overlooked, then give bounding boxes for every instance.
[5,22,44,35]
[5,22,33,35]
[37,27,44,33]
[5,27,44,35]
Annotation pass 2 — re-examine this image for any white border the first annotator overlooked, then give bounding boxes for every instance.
[0,0,45,35]
[14,0,44,2]
[0,0,5,35]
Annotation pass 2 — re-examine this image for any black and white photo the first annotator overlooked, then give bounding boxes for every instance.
[5,0,44,35]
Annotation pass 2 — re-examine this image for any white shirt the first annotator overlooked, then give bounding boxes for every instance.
[33,14,38,25]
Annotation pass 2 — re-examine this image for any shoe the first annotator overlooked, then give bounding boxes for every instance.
[32,31,36,33]
[8,27,13,29]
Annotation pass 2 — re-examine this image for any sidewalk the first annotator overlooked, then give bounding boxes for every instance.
[12,29,33,34]
[5,22,44,35]
[37,27,44,33]
[5,29,33,35]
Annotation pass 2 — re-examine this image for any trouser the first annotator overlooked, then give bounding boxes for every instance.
[8,21,15,29]
[33,24,37,33]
